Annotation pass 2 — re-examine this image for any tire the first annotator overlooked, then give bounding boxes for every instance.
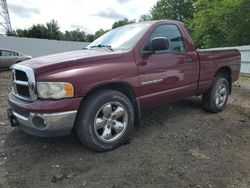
[202,76,230,113]
[75,90,135,152]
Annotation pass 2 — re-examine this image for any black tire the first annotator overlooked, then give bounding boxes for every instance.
[75,90,135,152]
[202,76,230,113]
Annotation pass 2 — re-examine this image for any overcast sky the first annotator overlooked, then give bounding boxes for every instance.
[1,0,157,34]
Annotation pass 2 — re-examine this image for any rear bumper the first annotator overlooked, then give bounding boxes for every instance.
[7,108,77,137]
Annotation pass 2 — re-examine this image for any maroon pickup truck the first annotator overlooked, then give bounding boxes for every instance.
[7,20,241,151]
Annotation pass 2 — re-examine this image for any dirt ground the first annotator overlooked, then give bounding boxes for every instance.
[0,71,249,188]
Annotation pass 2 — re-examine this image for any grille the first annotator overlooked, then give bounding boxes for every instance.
[15,70,28,81]
[16,85,30,97]
[11,65,37,101]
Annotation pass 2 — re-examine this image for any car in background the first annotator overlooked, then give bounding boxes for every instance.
[0,49,31,70]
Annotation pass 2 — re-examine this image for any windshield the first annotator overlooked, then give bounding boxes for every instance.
[87,23,152,51]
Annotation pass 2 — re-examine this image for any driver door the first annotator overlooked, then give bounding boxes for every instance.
[136,24,198,108]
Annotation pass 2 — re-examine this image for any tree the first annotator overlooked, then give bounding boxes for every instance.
[7,20,63,40]
[45,20,63,40]
[64,29,86,41]
[28,24,48,39]
[6,30,16,36]
[139,14,152,22]
[16,29,29,37]
[151,0,195,21]
[85,34,95,42]
[112,18,136,29]
[93,29,109,40]
[190,0,250,48]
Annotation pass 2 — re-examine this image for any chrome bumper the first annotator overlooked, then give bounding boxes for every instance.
[8,108,77,137]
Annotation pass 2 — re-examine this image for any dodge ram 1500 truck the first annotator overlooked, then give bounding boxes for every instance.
[7,20,241,152]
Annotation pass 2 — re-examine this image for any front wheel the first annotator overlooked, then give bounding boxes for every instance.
[202,76,230,113]
[75,90,134,152]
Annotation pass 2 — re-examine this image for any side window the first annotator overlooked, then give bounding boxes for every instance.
[1,51,8,56]
[1,50,16,56]
[148,24,185,53]
[1,50,8,56]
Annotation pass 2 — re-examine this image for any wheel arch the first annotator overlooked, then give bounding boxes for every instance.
[80,82,141,125]
[214,66,232,94]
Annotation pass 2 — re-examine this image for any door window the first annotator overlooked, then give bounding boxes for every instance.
[145,24,185,53]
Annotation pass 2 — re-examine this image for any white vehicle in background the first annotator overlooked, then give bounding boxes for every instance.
[0,49,31,70]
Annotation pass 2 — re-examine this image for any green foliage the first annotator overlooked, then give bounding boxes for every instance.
[6,20,107,42]
[29,24,48,39]
[16,29,29,37]
[190,0,250,48]
[6,30,16,36]
[5,1,250,47]
[139,14,152,22]
[112,18,136,29]
[8,20,63,40]
[85,34,95,42]
[94,29,109,40]
[64,29,86,41]
[45,20,62,40]
[151,0,195,21]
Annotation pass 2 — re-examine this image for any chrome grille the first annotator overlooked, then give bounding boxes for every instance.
[11,64,37,101]
[15,70,28,81]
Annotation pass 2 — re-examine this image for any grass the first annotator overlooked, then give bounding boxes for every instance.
[237,74,250,86]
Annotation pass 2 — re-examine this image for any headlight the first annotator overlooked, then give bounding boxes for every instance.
[37,82,74,99]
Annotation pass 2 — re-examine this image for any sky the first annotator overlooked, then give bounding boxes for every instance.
[0,0,157,34]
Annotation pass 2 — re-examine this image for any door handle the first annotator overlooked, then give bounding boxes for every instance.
[183,57,192,64]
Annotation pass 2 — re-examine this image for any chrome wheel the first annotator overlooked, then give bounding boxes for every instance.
[215,82,228,108]
[94,102,128,143]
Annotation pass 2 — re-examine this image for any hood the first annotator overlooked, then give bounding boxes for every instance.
[19,49,123,73]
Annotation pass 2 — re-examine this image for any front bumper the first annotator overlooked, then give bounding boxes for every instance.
[7,108,77,137]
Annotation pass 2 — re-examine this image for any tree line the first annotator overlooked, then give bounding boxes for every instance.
[7,0,250,48]
[7,18,136,43]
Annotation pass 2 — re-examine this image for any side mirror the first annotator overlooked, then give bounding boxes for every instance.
[150,37,169,51]
[141,37,169,56]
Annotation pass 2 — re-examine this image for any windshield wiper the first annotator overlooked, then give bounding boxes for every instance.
[90,44,113,51]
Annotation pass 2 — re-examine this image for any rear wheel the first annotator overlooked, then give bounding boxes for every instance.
[202,76,229,113]
[75,90,134,152]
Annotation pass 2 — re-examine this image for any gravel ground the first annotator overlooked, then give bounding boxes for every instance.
[0,71,249,188]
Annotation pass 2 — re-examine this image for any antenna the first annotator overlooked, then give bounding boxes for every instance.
[0,0,12,34]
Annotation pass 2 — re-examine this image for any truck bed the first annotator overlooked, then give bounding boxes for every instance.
[197,49,241,94]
